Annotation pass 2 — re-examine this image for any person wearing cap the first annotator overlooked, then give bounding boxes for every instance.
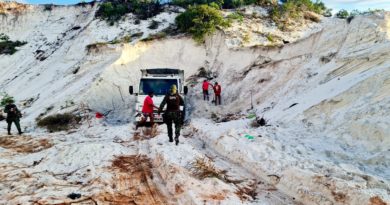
[4,99,23,135]
[158,84,184,145]
[213,82,221,105]
[136,91,159,129]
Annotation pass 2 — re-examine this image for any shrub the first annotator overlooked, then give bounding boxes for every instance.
[323,8,332,17]
[0,33,27,55]
[37,113,81,132]
[96,0,162,23]
[148,20,160,29]
[43,4,53,11]
[336,9,349,19]
[0,93,14,107]
[270,0,327,29]
[176,5,229,43]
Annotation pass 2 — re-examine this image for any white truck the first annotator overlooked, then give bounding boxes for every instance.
[129,68,188,123]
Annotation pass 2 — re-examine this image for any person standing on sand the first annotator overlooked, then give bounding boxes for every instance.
[136,91,159,130]
[213,82,221,105]
[4,99,23,135]
[158,85,184,145]
[202,79,212,101]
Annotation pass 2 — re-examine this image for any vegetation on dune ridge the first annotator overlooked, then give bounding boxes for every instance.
[95,0,330,42]
[94,0,384,45]
[95,0,162,24]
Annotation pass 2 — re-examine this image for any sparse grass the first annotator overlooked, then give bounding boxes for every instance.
[37,113,81,132]
[85,42,109,52]
[242,32,250,43]
[141,32,167,42]
[227,11,244,23]
[189,156,227,180]
[266,34,274,42]
[235,181,258,201]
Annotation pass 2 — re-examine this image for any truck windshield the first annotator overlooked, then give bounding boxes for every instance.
[139,79,178,95]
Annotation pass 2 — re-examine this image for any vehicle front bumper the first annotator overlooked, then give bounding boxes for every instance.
[135,112,164,123]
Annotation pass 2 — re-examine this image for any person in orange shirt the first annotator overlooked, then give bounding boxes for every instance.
[136,91,159,129]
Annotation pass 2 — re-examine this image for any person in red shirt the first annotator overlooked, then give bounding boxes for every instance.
[213,82,221,105]
[202,79,211,101]
[136,91,159,129]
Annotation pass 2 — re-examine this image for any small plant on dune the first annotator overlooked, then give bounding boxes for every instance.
[37,113,81,132]
[266,34,274,42]
[176,4,230,43]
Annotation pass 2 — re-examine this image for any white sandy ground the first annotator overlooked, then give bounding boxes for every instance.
[0,2,389,204]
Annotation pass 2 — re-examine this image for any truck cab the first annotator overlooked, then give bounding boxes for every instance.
[129,68,187,123]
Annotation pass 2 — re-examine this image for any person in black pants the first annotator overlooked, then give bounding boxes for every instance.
[158,85,184,145]
[4,99,23,135]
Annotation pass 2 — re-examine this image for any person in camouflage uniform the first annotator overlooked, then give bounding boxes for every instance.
[4,99,23,135]
[158,85,184,145]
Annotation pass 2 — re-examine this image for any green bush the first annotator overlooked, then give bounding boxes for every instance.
[0,33,27,55]
[97,2,127,22]
[0,93,14,107]
[176,5,229,43]
[96,0,162,23]
[172,0,250,9]
[336,9,349,19]
[37,113,81,132]
[323,8,332,17]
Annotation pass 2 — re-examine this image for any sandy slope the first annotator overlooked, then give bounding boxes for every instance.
[0,2,389,205]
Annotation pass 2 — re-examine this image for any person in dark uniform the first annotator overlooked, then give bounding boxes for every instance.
[158,85,184,145]
[4,99,23,135]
